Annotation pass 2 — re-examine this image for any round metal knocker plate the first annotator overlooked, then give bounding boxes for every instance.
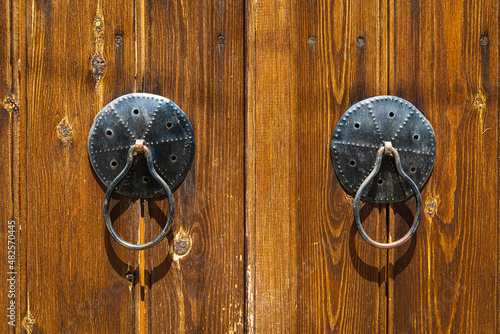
[331,96,436,203]
[88,93,195,198]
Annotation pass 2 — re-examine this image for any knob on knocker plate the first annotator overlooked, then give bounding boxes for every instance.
[88,93,195,250]
[330,96,436,248]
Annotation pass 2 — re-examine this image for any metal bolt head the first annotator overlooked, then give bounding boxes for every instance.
[356,36,365,46]
[480,35,489,46]
[217,35,226,45]
[115,35,123,45]
[307,36,317,46]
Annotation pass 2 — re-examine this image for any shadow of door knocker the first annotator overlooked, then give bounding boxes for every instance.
[331,96,436,249]
[87,93,195,250]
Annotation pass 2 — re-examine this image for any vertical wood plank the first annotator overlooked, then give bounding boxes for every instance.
[246,0,298,331]
[143,0,246,332]
[25,0,139,332]
[390,1,499,333]
[15,0,28,332]
[246,0,389,332]
[294,0,390,332]
[0,0,23,333]
[244,0,257,330]
[7,1,498,332]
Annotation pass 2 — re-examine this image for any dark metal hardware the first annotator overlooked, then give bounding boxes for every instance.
[354,142,422,248]
[103,140,174,250]
[331,96,436,248]
[88,93,195,250]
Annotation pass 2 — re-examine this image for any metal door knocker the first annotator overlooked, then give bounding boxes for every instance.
[88,93,195,250]
[331,96,436,249]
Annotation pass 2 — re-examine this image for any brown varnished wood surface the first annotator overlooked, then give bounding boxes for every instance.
[245,0,299,331]
[1,0,499,333]
[141,0,246,333]
[246,0,389,332]
[293,1,390,332]
[389,1,499,333]
[24,1,140,332]
[0,1,23,333]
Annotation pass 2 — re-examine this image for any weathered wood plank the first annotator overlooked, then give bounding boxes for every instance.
[246,0,298,331]
[0,0,23,333]
[6,1,499,333]
[246,0,389,332]
[25,0,139,332]
[294,0,392,331]
[142,0,246,332]
[390,1,499,333]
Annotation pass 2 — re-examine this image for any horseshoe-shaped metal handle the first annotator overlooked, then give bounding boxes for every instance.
[353,142,422,249]
[103,140,174,250]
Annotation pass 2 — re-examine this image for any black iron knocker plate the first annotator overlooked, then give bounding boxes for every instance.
[88,93,195,198]
[331,96,436,203]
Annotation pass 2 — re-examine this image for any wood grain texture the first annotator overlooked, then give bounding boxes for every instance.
[25,0,140,332]
[142,0,246,333]
[0,0,22,333]
[3,1,499,333]
[246,0,389,332]
[389,1,499,333]
[294,0,391,332]
[246,0,298,331]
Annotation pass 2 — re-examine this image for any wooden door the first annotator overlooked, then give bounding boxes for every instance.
[0,0,498,333]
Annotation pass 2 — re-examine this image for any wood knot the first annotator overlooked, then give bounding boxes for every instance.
[94,17,104,34]
[92,8,105,84]
[3,95,19,114]
[173,236,191,257]
[425,197,438,217]
[91,54,106,82]
[473,91,486,112]
[23,310,35,334]
[57,117,73,147]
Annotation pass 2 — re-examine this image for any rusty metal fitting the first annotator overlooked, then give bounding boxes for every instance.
[133,140,146,155]
[383,141,393,155]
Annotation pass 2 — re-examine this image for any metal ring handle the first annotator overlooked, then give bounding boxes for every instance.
[353,142,422,249]
[103,140,174,250]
